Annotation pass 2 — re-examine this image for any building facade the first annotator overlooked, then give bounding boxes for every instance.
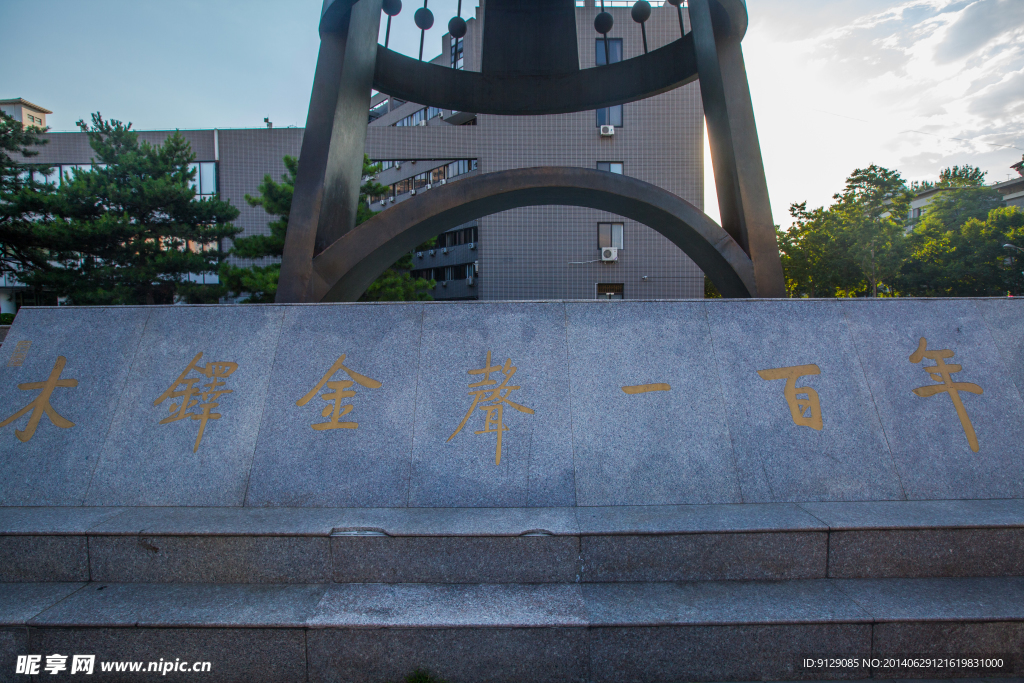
[6,1,709,308]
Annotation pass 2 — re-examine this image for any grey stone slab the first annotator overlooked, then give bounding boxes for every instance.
[0,537,88,582]
[583,580,870,626]
[576,502,828,534]
[800,499,1024,530]
[28,628,307,683]
[706,299,904,503]
[833,577,1024,622]
[329,506,580,536]
[589,624,872,683]
[308,583,588,627]
[0,507,127,534]
[331,535,579,583]
[0,627,28,683]
[308,627,588,683]
[245,304,422,507]
[581,531,827,581]
[408,303,575,507]
[841,299,1024,500]
[565,302,742,506]
[872,623,1024,677]
[85,305,285,506]
[975,298,1024,403]
[0,307,150,506]
[0,583,84,625]
[829,528,1024,578]
[87,506,348,535]
[30,582,326,627]
[88,536,331,583]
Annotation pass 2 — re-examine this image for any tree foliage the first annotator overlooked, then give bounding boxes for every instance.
[0,111,55,282]
[221,154,435,302]
[16,113,240,305]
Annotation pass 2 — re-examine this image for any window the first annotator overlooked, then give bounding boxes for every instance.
[451,36,464,69]
[597,162,623,174]
[597,283,624,299]
[596,38,624,127]
[188,162,218,198]
[598,222,624,249]
[427,106,443,120]
[394,108,426,126]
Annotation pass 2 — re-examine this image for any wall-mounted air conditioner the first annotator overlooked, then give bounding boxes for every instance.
[410,189,416,195]
[466,276,475,287]
[441,280,447,287]
[440,178,446,185]
[601,247,619,262]
[426,183,431,190]
[442,247,448,254]
[428,249,436,256]
[600,125,615,137]
[468,242,475,250]
[389,197,395,203]
[416,252,424,258]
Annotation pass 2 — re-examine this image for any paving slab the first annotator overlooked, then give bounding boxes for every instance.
[245,304,422,507]
[85,305,285,506]
[841,299,1024,500]
[87,506,349,536]
[833,577,1024,621]
[799,499,1024,530]
[0,537,88,582]
[329,505,579,536]
[576,503,827,534]
[408,303,575,507]
[0,307,149,506]
[0,627,27,683]
[0,507,127,534]
[565,302,742,506]
[0,583,84,625]
[706,299,904,503]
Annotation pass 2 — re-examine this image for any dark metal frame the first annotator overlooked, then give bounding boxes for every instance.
[277,0,784,302]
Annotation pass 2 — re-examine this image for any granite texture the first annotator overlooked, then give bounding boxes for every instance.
[88,535,331,583]
[0,583,83,625]
[329,505,580,536]
[799,499,1024,530]
[331,535,579,583]
[974,298,1024,403]
[565,302,741,506]
[706,299,904,503]
[583,579,870,625]
[872,622,1024,678]
[0,537,88,582]
[828,528,1024,578]
[0,307,149,506]
[0,507,127,534]
[589,624,872,682]
[29,582,326,627]
[86,506,348,536]
[28,628,307,683]
[84,305,284,506]
[309,582,587,627]
[832,577,1024,621]
[307,627,588,683]
[841,299,1024,500]
[245,304,422,507]
[408,303,575,507]
[0,627,27,683]
[580,531,827,581]
[575,503,827,534]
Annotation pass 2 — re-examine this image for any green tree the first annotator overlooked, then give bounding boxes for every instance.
[777,201,860,297]
[222,154,435,302]
[19,113,241,305]
[0,111,55,283]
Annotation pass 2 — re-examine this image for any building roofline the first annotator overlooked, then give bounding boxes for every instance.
[0,98,53,114]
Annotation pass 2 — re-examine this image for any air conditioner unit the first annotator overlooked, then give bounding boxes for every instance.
[426,183,432,190]
[600,125,615,137]
[416,120,427,126]
[440,178,446,185]
[410,189,416,195]
[379,200,386,206]
[429,249,436,256]
[416,252,423,258]
[389,197,395,203]
[395,163,401,170]
[466,276,475,286]
[468,242,476,250]
[441,280,448,287]
[601,247,619,262]
[442,247,449,254]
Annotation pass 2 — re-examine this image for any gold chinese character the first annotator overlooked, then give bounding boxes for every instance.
[297,354,382,430]
[154,352,238,452]
[909,337,983,452]
[621,383,671,394]
[449,350,535,465]
[0,356,78,442]
[757,364,823,431]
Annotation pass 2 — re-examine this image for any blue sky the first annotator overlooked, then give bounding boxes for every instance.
[2,0,1022,226]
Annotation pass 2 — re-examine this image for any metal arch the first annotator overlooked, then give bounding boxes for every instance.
[372,36,699,116]
[306,167,758,302]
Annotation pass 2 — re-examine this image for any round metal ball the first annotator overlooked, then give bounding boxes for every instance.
[382,0,402,16]
[631,0,651,23]
[594,11,614,35]
[414,7,434,30]
[666,0,681,5]
[448,16,467,39]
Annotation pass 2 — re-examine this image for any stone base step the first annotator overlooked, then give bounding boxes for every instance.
[3,578,1024,682]
[2,500,1023,584]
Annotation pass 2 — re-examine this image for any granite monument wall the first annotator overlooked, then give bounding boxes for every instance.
[1,299,1022,509]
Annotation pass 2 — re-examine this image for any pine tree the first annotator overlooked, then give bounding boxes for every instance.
[0,111,55,286]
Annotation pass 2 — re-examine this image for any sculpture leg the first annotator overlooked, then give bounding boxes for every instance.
[688,0,785,298]
[277,0,383,303]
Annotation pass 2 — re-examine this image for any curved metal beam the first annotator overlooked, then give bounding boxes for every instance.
[372,34,699,116]
[308,167,757,301]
